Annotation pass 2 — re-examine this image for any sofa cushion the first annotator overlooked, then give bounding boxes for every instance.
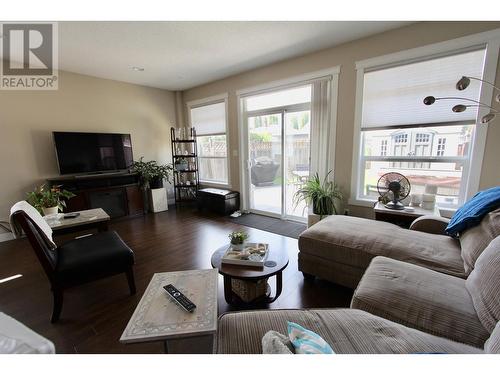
[485,321,500,354]
[459,208,500,275]
[351,256,489,348]
[465,236,500,333]
[56,231,134,284]
[299,215,465,278]
[216,309,481,354]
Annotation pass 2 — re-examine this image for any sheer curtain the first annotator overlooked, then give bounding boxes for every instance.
[309,78,333,180]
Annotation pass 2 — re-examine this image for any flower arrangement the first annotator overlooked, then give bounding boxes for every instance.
[26,184,75,215]
[228,231,249,245]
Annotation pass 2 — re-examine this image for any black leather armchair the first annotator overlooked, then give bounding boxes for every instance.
[10,206,136,323]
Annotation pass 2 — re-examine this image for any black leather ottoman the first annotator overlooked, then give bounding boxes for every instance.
[197,188,240,216]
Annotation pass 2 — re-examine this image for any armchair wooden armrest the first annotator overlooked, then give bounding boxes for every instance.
[409,215,450,235]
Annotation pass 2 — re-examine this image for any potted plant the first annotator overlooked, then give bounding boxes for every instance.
[130,157,173,213]
[130,157,173,190]
[293,170,343,226]
[150,163,174,189]
[27,184,76,216]
[228,231,249,251]
[175,157,189,172]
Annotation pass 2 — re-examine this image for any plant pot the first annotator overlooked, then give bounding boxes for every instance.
[150,177,164,189]
[42,206,59,216]
[308,213,331,227]
[230,242,245,251]
[175,162,188,171]
[148,187,168,213]
[312,196,339,216]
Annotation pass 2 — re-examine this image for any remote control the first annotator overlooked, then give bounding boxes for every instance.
[63,212,80,219]
[163,284,196,313]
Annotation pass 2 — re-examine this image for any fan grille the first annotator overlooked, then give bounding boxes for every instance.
[377,172,411,202]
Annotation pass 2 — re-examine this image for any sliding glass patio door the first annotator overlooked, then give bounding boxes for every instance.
[244,85,311,222]
[248,112,283,215]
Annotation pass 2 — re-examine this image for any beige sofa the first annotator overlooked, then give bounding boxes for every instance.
[351,235,500,348]
[215,235,500,354]
[298,208,499,288]
[216,308,485,354]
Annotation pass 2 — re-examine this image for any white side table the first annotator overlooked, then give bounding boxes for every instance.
[374,202,440,228]
[149,187,169,213]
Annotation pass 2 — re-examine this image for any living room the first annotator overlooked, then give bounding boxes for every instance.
[1,1,500,373]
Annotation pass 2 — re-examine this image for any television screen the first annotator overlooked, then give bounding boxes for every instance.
[53,132,133,175]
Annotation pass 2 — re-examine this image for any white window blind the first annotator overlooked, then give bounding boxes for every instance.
[245,85,312,112]
[361,49,486,129]
[190,101,226,135]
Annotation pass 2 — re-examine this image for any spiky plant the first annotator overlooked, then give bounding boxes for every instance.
[293,170,343,217]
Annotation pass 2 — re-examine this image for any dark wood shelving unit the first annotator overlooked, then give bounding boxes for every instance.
[170,127,200,205]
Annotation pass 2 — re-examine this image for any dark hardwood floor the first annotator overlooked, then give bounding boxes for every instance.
[0,205,352,353]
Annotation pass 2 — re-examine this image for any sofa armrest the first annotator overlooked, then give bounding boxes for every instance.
[409,215,450,235]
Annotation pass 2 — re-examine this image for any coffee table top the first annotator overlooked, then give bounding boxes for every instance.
[211,244,289,280]
[44,208,110,230]
[120,269,218,344]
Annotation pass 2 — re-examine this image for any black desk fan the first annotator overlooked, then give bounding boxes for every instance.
[377,172,411,210]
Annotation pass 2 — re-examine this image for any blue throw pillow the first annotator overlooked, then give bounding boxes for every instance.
[287,321,334,354]
[446,186,500,236]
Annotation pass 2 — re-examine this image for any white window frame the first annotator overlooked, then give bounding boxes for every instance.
[186,93,231,188]
[350,28,500,216]
[236,66,341,212]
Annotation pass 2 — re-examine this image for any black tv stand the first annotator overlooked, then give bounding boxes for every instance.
[47,172,144,219]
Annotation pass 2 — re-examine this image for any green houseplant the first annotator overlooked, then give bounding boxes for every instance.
[27,184,75,216]
[174,157,189,172]
[228,231,249,250]
[293,170,343,219]
[130,157,173,190]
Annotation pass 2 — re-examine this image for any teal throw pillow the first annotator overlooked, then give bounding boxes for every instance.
[287,321,334,354]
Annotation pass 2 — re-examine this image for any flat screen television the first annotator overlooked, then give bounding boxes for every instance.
[53,131,133,175]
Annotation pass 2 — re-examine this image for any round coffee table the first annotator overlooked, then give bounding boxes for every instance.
[211,244,289,306]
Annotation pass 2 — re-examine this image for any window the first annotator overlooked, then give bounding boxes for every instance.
[355,48,488,209]
[437,138,446,156]
[380,140,387,156]
[189,97,229,185]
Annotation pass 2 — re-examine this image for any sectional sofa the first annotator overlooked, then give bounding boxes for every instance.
[215,209,500,354]
[298,209,499,288]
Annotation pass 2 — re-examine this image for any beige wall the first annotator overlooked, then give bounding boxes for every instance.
[0,70,176,221]
[182,21,500,218]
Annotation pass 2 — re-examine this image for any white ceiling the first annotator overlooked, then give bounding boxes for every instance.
[59,21,412,91]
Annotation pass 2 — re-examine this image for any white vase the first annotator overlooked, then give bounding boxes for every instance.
[42,206,59,216]
[230,242,245,251]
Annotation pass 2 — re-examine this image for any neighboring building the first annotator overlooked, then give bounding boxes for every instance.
[364,125,473,207]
